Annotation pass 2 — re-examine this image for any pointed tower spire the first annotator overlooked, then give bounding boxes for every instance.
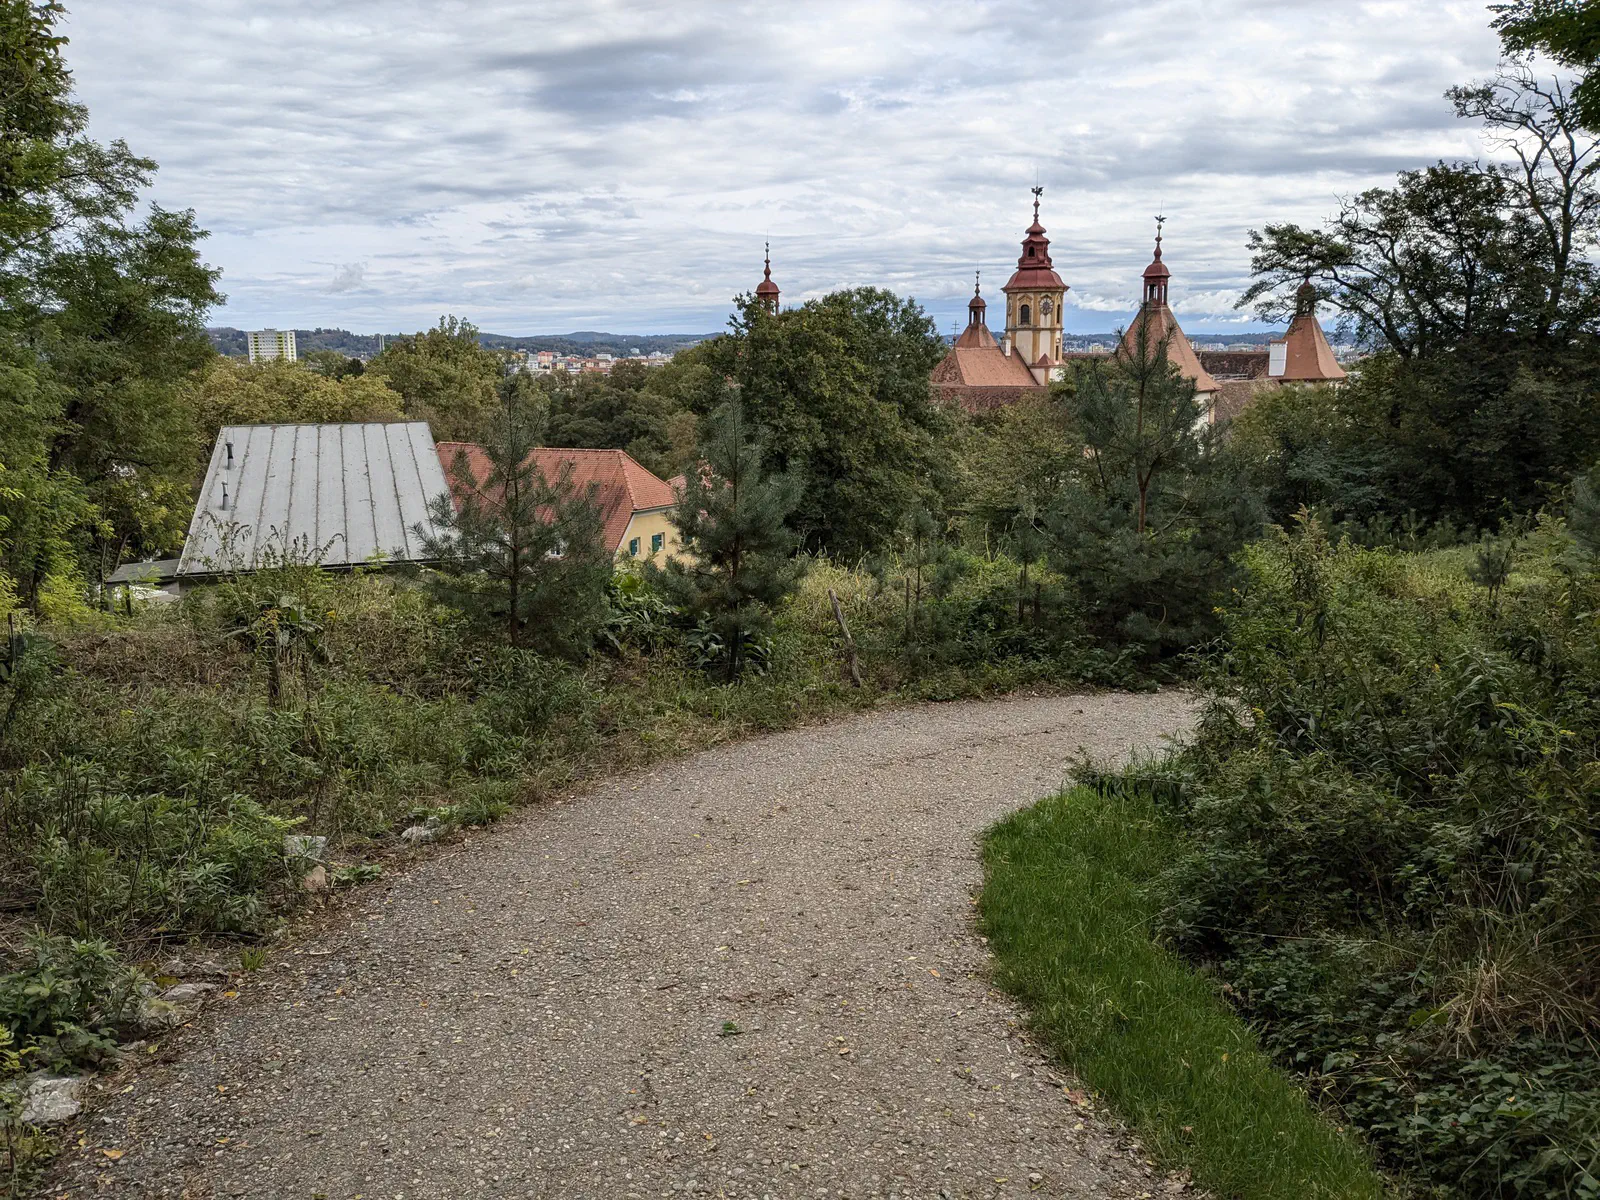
[755,241,780,312]
[967,269,987,327]
[1142,214,1170,307]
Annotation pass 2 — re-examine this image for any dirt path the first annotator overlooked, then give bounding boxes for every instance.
[51,690,1199,1200]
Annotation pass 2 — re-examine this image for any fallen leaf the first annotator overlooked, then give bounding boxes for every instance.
[102,1149,124,1161]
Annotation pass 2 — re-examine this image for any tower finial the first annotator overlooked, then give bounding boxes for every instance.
[756,241,780,311]
[1154,212,1166,258]
[974,268,981,296]
[1031,184,1044,222]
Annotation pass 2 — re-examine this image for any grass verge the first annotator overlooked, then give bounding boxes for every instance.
[979,786,1388,1200]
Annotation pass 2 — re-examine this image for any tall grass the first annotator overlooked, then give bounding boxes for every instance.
[981,785,1388,1200]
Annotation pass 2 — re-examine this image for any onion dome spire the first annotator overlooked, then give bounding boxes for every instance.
[1142,214,1170,306]
[1004,187,1066,293]
[967,270,986,326]
[755,242,780,312]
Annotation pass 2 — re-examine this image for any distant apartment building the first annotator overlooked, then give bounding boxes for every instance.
[246,328,297,363]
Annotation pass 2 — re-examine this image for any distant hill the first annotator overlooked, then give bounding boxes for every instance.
[206,327,716,360]
[477,331,716,357]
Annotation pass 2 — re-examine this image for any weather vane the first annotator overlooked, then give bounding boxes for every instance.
[1031,183,1044,220]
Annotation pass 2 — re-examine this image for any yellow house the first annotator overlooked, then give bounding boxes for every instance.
[435,443,681,564]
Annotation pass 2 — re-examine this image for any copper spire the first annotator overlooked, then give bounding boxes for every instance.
[967,269,987,326]
[755,241,780,310]
[1142,214,1171,306]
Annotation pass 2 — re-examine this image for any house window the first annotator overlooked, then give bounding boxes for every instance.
[1019,303,1031,325]
[628,537,640,557]
[651,532,664,553]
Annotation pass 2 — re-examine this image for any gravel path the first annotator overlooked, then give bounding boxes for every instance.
[51,690,1198,1200]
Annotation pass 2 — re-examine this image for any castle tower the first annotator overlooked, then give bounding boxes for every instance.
[755,242,780,313]
[1120,217,1220,410]
[1268,279,1347,386]
[1002,186,1067,367]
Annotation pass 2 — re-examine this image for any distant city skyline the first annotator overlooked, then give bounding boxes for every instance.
[69,2,1514,336]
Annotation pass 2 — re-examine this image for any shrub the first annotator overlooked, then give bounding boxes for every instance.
[1121,514,1600,1196]
[0,934,145,1071]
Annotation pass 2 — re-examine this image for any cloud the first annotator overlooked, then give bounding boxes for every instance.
[61,0,1512,333]
[326,262,367,294]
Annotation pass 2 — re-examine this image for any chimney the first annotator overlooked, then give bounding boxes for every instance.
[225,440,234,468]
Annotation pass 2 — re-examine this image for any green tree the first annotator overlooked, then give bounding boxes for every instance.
[417,380,612,657]
[956,384,1081,541]
[649,393,805,680]
[543,358,700,478]
[0,0,221,606]
[1226,380,1395,529]
[683,288,952,558]
[186,358,403,450]
[1237,56,1600,528]
[1046,320,1261,656]
[369,316,503,442]
[302,348,365,380]
[1493,0,1600,129]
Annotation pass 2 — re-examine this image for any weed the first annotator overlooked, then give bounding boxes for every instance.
[238,946,268,972]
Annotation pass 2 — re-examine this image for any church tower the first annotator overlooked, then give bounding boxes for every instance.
[1002,186,1067,369]
[755,242,780,313]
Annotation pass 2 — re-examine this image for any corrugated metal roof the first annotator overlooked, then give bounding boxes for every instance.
[177,423,450,575]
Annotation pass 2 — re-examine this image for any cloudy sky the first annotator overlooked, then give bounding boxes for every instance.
[65,1,1509,336]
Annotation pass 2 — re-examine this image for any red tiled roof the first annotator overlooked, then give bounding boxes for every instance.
[931,335,1042,390]
[1004,217,1067,293]
[1198,350,1270,380]
[1119,303,1220,393]
[1273,311,1347,383]
[436,443,676,554]
[1213,379,1274,425]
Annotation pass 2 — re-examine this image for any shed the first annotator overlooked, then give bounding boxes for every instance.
[172,422,451,578]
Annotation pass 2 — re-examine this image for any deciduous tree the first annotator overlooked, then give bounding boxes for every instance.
[0,0,220,605]
[369,316,504,442]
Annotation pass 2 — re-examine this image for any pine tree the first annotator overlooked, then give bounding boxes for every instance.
[651,393,805,680]
[1046,317,1261,656]
[417,381,613,658]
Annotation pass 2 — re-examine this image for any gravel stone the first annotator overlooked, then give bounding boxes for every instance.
[159,982,218,1004]
[20,1074,84,1124]
[49,691,1199,1198]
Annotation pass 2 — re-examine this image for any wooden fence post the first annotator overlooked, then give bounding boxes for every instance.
[828,588,863,688]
